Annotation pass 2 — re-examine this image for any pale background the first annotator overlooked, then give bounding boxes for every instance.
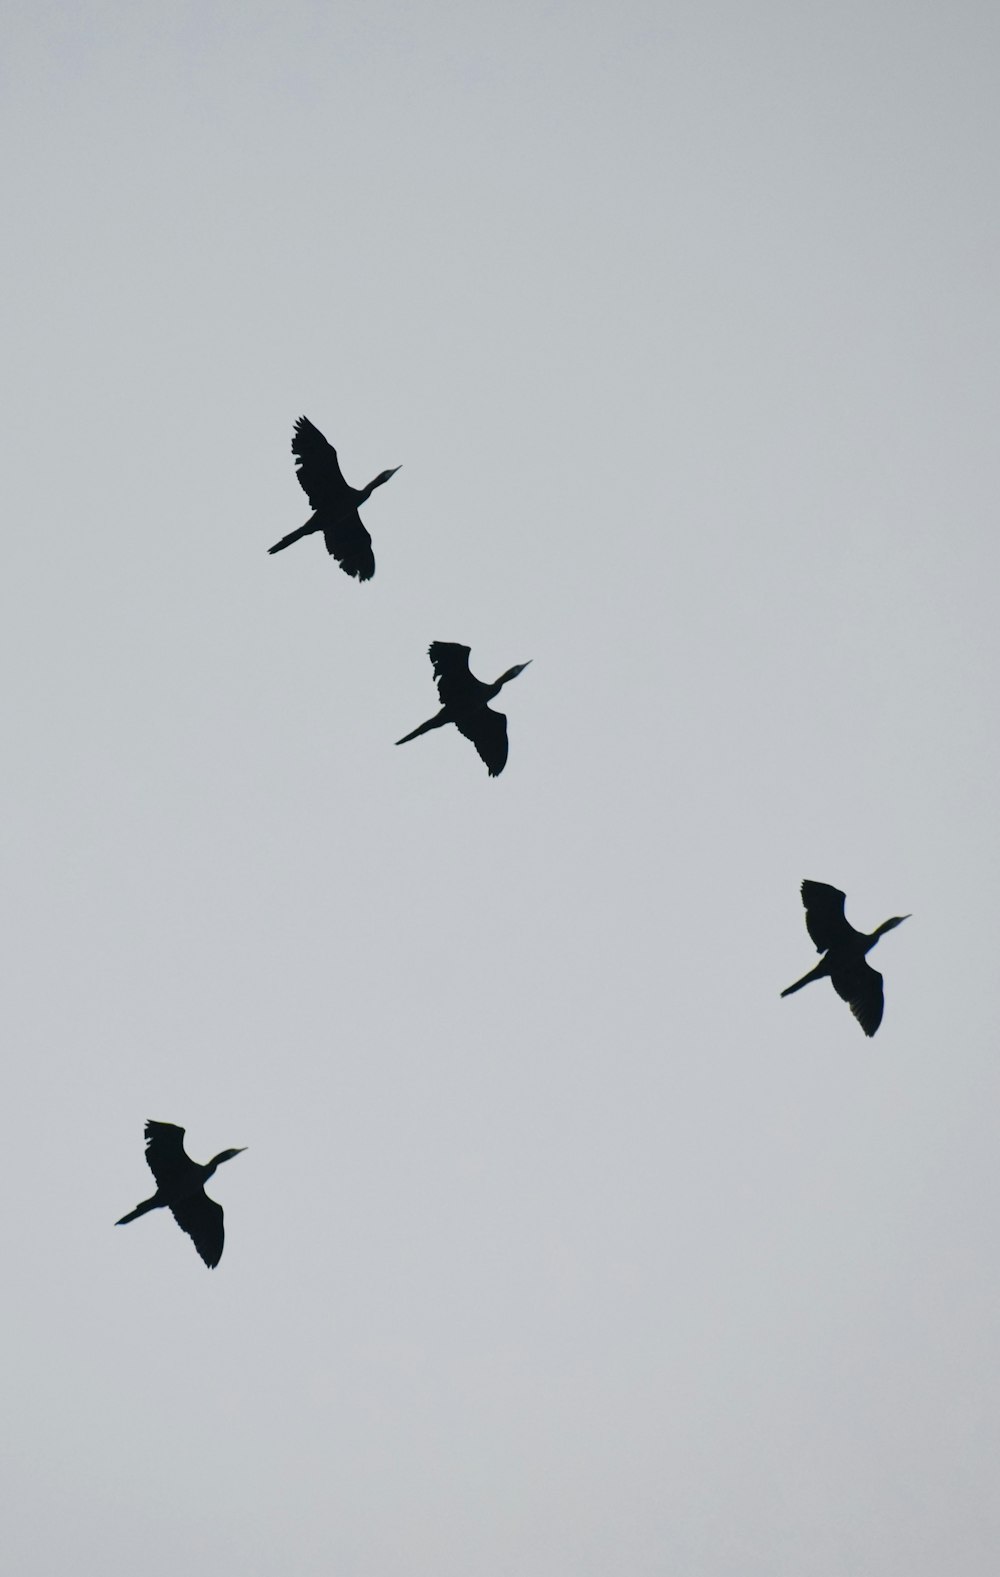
[3,3,999,1573]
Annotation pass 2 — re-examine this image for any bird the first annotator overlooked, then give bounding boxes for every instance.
[116,1121,246,1268]
[267,415,400,580]
[395,641,531,777]
[781,880,909,1036]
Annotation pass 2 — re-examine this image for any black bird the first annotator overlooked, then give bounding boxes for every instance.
[267,415,399,581]
[396,641,531,777]
[781,880,909,1037]
[116,1121,246,1268]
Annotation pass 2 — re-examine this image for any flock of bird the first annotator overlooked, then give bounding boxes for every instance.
[115,417,910,1267]
[268,415,533,776]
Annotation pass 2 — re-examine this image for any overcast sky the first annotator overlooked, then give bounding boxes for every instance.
[3,3,1000,1573]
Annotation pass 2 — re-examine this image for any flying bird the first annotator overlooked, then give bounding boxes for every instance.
[267,415,400,580]
[396,641,531,777]
[781,880,909,1036]
[116,1121,246,1268]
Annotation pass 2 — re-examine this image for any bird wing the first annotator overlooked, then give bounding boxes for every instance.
[429,640,471,686]
[455,706,509,777]
[800,881,855,951]
[144,1122,192,1189]
[830,959,884,1037]
[170,1192,225,1268]
[323,516,375,581]
[292,416,348,508]
[429,642,490,709]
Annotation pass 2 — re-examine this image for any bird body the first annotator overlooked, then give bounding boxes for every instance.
[395,642,531,776]
[781,880,908,1036]
[116,1121,246,1268]
[268,416,399,580]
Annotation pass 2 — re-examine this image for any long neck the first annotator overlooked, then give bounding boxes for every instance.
[356,468,397,504]
[866,920,894,950]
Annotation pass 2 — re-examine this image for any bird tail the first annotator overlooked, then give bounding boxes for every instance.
[395,712,446,746]
[267,519,318,555]
[780,963,827,997]
[116,1196,158,1225]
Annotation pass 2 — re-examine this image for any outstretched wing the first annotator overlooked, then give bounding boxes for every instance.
[429,642,490,709]
[800,881,854,952]
[144,1122,191,1189]
[830,959,884,1037]
[292,416,348,509]
[323,516,375,581]
[429,640,471,690]
[170,1192,225,1269]
[456,706,509,777]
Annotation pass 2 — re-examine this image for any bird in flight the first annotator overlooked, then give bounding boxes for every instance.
[781,880,909,1036]
[396,641,531,777]
[267,416,400,581]
[116,1121,246,1268]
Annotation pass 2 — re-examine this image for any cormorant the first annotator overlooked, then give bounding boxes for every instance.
[395,641,531,777]
[116,1121,246,1268]
[267,416,399,581]
[781,880,909,1036]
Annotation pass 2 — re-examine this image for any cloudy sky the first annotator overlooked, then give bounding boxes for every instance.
[3,3,999,1573]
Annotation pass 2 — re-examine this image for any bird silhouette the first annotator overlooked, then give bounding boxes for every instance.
[781,880,909,1036]
[267,416,399,580]
[396,641,531,776]
[116,1121,246,1268]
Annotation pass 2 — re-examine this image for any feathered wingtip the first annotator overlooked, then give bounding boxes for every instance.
[395,713,446,746]
[115,1197,157,1226]
[267,521,317,554]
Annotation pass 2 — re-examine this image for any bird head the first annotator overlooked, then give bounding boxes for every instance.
[214,1147,247,1166]
[877,915,910,936]
[498,660,532,686]
[358,466,401,502]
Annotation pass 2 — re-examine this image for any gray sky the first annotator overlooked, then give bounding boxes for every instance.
[3,2,1000,1573]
